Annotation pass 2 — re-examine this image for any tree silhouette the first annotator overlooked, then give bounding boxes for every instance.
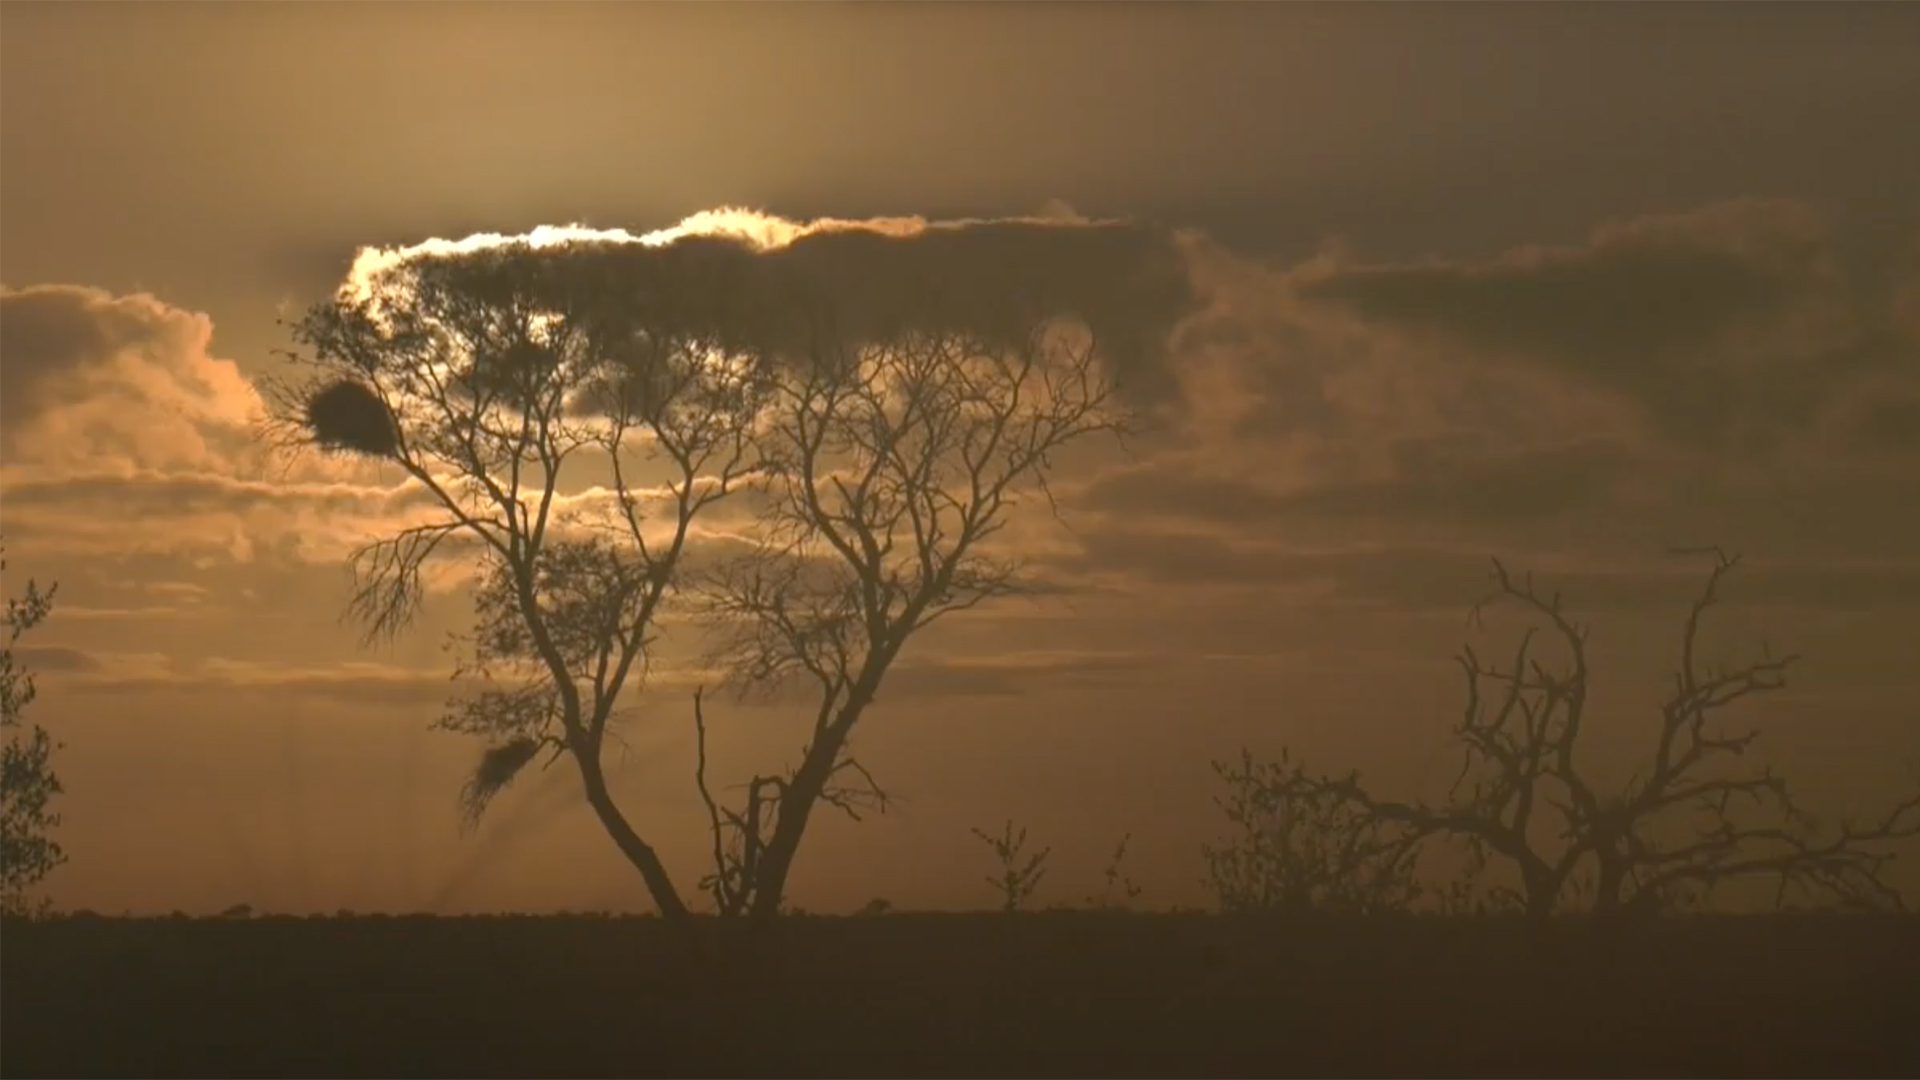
[1222,551,1920,917]
[2,556,64,912]
[281,242,1124,922]
[1204,748,1422,914]
[277,247,766,922]
[972,819,1051,913]
[699,320,1120,918]
[1089,833,1145,911]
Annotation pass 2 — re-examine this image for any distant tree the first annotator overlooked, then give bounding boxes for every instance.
[972,820,1051,913]
[277,248,767,923]
[1204,748,1422,914]
[2,558,65,913]
[699,321,1120,919]
[1089,833,1145,911]
[1224,551,1920,918]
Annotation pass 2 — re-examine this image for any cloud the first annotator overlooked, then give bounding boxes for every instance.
[1044,527,1303,589]
[1080,437,1635,529]
[3,471,434,517]
[1263,436,1638,524]
[1160,231,1653,462]
[1835,390,1920,453]
[0,286,451,576]
[52,605,204,623]
[347,209,1198,405]
[141,581,211,601]
[1288,199,1909,444]
[37,650,453,707]
[1077,464,1298,526]
[11,646,101,673]
[0,469,443,563]
[881,649,1152,699]
[342,206,1096,297]
[1041,519,1920,616]
[10,200,1918,650]
[0,285,267,473]
[1296,200,1829,363]
[1090,199,1920,599]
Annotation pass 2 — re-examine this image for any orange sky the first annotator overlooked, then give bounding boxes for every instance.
[4,4,1919,915]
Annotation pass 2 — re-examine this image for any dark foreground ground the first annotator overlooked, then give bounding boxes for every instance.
[3,913,1917,1078]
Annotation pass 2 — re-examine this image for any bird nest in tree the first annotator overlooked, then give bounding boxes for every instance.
[305,379,398,456]
[460,736,542,827]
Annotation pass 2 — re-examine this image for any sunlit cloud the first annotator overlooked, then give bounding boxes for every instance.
[0,285,268,475]
[340,205,1099,302]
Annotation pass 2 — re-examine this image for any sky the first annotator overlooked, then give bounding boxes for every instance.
[3,4,1919,916]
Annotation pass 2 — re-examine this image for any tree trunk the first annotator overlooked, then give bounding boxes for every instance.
[514,577,689,921]
[745,729,846,920]
[1521,861,1559,920]
[745,632,904,921]
[1592,856,1629,918]
[578,755,691,923]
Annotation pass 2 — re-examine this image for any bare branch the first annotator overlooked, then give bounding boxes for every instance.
[1219,550,1919,917]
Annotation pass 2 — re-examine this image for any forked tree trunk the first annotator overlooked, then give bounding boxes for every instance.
[745,640,901,920]
[746,717,856,921]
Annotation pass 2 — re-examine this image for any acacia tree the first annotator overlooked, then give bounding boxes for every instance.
[279,248,766,922]
[2,559,64,912]
[285,241,1129,921]
[698,320,1120,919]
[1223,552,1920,918]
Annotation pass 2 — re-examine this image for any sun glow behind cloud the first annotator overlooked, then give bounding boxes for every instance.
[340,206,1099,302]
[344,207,877,300]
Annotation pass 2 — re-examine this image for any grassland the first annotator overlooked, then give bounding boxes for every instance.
[4,912,1916,1077]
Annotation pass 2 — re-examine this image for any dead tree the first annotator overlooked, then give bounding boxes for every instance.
[275,247,766,923]
[1238,551,1920,917]
[702,319,1121,919]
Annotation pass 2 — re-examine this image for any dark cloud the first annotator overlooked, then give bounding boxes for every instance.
[1049,527,1257,586]
[881,649,1152,700]
[1733,561,1920,611]
[2,286,140,432]
[1277,437,1635,524]
[1818,374,1920,455]
[1296,200,1825,362]
[1112,544,1489,610]
[1046,522,1920,617]
[377,218,1197,405]
[1039,529,1549,611]
[1848,395,1920,452]
[0,285,263,470]
[1077,465,1295,526]
[1082,438,1634,530]
[1289,200,1915,443]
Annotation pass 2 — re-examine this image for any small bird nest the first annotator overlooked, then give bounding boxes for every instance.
[459,736,543,829]
[305,379,398,457]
